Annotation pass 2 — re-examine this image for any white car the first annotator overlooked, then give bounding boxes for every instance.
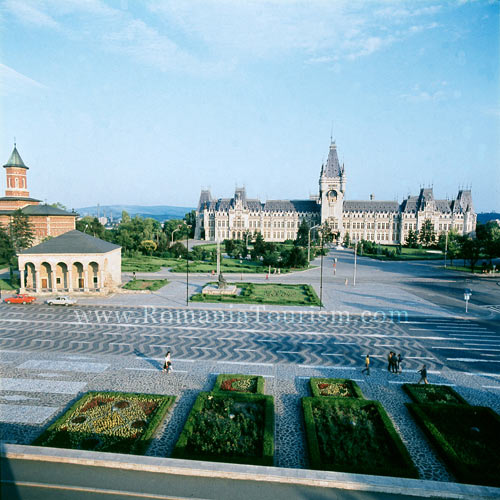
[46,296,76,306]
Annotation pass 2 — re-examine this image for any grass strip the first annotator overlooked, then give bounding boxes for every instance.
[122,279,169,291]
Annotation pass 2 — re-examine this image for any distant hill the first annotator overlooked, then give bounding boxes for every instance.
[76,205,195,222]
[477,212,500,224]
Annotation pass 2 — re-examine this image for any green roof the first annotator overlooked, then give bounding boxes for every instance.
[20,230,121,255]
[22,204,76,216]
[3,146,28,169]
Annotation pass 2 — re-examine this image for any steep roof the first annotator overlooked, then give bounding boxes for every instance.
[3,145,28,169]
[263,200,320,213]
[20,230,120,255]
[322,141,342,178]
[344,200,400,212]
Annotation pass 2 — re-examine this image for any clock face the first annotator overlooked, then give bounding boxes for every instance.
[328,190,338,202]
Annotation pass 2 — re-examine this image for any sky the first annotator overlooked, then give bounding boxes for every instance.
[0,0,499,212]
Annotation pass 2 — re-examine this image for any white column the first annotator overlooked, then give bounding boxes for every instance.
[35,270,41,294]
[19,268,25,293]
[51,268,57,292]
[83,270,89,292]
[67,266,73,292]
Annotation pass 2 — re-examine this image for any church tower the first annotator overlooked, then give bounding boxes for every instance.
[3,144,30,198]
[319,140,346,236]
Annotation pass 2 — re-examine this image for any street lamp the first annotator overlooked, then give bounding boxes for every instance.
[319,228,324,310]
[444,230,448,268]
[171,225,182,244]
[353,239,358,286]
[186,225,192,306]
[308,224,321,263]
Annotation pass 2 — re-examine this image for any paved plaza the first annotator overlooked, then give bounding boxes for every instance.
[1,249,500,496]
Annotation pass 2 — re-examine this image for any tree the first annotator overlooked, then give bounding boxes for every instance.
[76,216,106,239]
[121,210,131,223]
[343,232,350,247]
[183,210,196,238]
[9,209,34,251]
[140,239,157,256]
[460,236,482,272]
[437,229,461,266]
[406,228,418,248]
[295,219,310,247]
[50,202,68,211]
[170,241,188,258]
[252,232,266,259]
[419,219,436,247]
[286,246,307,268]
[476,221,500,264]
[262,250,279,267]
[0,224,14,263]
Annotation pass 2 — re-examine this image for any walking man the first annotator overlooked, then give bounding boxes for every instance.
[397,353,403,374]
[387,351,393,372]
[361,354,370,375]
[163,351,172,373]
[418,364,428,384]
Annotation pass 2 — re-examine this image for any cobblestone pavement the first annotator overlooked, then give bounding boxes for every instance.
[1,348,500,482]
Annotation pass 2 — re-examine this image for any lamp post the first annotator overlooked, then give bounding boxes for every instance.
[186,225,192,307]
[319,229,324,310]
[353,239,358,286]
[444,230,448,268]
[308,224,321,263]
[171,225,182,244]
[464,288,472,313]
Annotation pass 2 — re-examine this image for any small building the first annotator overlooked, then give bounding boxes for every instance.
[18,230,121,294]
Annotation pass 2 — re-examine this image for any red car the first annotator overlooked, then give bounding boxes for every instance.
[4,294,36,304]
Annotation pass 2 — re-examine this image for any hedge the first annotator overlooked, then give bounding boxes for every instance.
[406,403,500,486]
[303,397,418,478]
[172,391,274,466]
[310,378,364,399]
[402,384,469,406]
[33,391,175,455]
[213,373,265,395]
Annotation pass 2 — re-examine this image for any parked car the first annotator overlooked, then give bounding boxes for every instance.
[46,296,76,306]
[4,294,36,304]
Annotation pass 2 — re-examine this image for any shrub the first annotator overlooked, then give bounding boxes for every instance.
[303,397,417,478]
[213,374,265,394]
[172,392,274,466]
[406,403,500,486]
[403,384,469,405]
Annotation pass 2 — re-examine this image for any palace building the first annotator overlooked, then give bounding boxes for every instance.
[195,141,476,244]
[0,145,77,244]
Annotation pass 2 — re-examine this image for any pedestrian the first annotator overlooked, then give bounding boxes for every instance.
[417,364,428,384]
[162,351,171,373]
[361,354,370,375]
[391,352,398,373]
[397,353,403,374]
[387,351,393,372]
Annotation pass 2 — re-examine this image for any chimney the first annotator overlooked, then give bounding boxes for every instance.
[370,194,375,201]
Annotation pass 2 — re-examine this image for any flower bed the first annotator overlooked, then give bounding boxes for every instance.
[33,391,175,455]
[302,397,417,478]
[213,374,265,394]
[406,403,500,486]
[310,378,364,399]
[172,391,274,466]
[402,384,469,405]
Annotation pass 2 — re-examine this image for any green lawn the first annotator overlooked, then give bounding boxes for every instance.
[441,265,493,274]
[191,282,321,306]
[0,278,17,290]
[361,245,444,261]
[122,256,182,272]
[122,279,169,291]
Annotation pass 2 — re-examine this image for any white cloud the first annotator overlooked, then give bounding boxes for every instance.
[4,0,59,28]
[0,63,47,95]
[2,0,451,73]
[400,82,462,103]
